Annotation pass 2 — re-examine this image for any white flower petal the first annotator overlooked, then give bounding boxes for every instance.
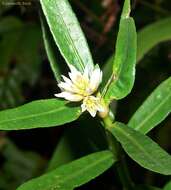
[61,75,72,85]
[81,103,86,112]
[54,92,83,102]
[58,82,72,91]
[89,65,102,93]
[68,64,82,82]
[83,64,93,79]
[68,64,79,74]
[58,82,79,94]
[87,108,97,117]
[97,103,105,112]
[81,96,101,117]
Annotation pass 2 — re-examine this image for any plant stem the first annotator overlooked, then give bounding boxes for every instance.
[103,115,134,190]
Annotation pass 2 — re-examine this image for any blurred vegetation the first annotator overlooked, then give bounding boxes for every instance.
[0,0,171,189]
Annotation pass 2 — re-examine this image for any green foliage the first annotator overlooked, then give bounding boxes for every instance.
[41,17,61,82]
[129,77,171,134]
[103,0,137,103]
[108,122,171,175]
[137,17,171,62]
[0,17,42,109]
[164,181,171,190]
[40,0,94,72]
[0,0,171,189]
[0,99,81,130]
[0,140,45,190]
[17,151,115,190]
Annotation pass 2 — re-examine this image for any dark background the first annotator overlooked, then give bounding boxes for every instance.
[0,0,171,189]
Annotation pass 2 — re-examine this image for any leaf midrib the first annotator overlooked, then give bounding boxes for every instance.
[54,0,85,71]
[133,91,171,133]
[113,125,169,173]
[59,152,113,187]
[102,18,131,98]
[0,105,79,125]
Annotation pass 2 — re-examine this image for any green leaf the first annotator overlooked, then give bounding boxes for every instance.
[17,151,115,190]
[164,180,171,190]
[128,77,171,134]
[41,16,61,82]
[102,17,171,90]
[104,0,137,103]
[121,0,131,19]
[40,0,94,72]
[108,122,171,175]
[0,99,81,130]
[137,17,171,62]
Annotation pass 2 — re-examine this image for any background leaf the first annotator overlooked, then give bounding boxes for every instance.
[17,151,115,190]
[0,99,81,130]
[109,122,171,175]
[128,77,171,134]
[137,17,171,62]
[0,139,45,190]
[0,17,42,109]
[40,0,94,72]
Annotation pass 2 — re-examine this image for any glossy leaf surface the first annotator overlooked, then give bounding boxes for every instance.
[40,0,94,72]
[0,99,81,130]
[104,0,137,102]
[129,77,171,134]
[109,122,171,175]
[17,151,115,190]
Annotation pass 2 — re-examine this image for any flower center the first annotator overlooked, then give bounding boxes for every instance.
[83,96,99,109]
[74,76,90,96]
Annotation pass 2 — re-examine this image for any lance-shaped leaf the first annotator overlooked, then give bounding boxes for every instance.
[104,0,137,103]
[128,77,171,134]
[41,16,61,82]
[40,0,94,72]
[137,17,171,62]
[17,150,115,190]
[108,122,171,175]
[0,99,81,130]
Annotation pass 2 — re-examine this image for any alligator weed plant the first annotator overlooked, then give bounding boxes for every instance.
[0,0,171,189]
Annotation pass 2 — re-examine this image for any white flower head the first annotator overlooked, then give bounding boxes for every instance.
[55,64,102,101]
[55,64,104,117]
[81,96,105,117]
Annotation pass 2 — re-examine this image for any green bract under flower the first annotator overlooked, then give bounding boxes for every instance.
[55,64,105,117]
